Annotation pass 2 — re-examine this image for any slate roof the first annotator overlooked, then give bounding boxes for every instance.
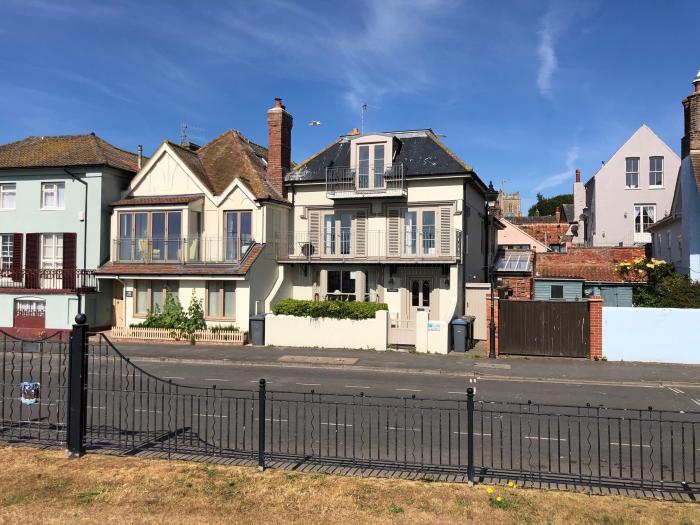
[111,194,204,207]
[287,130,477,183]
[561,204,575,223]
[165,130,286,203]
[96,244,264,277]
[535,247,647,283]
[0,133,140,172]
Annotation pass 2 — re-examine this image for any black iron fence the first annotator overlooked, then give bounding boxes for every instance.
[0,321,698,495]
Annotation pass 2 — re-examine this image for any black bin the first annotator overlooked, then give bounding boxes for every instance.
[450,316,476,353]
[249,314,267,346]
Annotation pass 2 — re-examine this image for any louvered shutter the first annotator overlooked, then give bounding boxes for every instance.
[439,206,452,256]
[11,233,23,282]
[355,210,367,257]
[25,233,40,289]
[63,232,77,290]
[387,208,400,257]
[308,210,320,258]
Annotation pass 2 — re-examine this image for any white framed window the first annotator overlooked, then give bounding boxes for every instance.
[322,211,353,256]
[649,156,663,187]
[0,183,16,210]
[1,234,12,269]
[634,205,655,234]
[357,143,387,190]
[41,182,65,209]
[625,157,639,189]
[41,233,63,269]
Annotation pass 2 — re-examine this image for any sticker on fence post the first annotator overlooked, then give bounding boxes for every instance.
[19,382,40,405]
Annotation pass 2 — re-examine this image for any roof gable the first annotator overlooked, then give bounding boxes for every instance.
[0,133,140,173]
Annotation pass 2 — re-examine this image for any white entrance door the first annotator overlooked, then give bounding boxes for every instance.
[465,283,489,340]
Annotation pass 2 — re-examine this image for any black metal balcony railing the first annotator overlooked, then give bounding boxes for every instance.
[0,268,97,292]
[113,236,254,264]
[326,164,406,198]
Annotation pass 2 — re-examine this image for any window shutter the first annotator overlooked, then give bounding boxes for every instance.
[63,232,77,290]
[355,210,367,257]
[439,206,452,256]
[308,210,320,258]
[11,233,23,282]
[387,208,400,256]
[25,233,40,289]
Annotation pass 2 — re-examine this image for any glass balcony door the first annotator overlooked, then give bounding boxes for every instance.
[225,211,252,261]
[357,144,386,190]
[117,210,180,262]
[323,211,353,256]
[401,209,436,257]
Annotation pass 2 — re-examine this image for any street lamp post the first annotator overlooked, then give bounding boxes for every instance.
[484,182,499,359]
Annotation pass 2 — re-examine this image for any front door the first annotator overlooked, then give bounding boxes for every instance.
[112,281,124,327]
[388,269,439,347]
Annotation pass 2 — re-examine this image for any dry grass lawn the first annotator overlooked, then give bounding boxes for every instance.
[0,446,697,524]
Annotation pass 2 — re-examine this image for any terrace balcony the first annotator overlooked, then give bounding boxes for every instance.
[326,164,406,199]
[275,227,461,263]
[0,268,97,292]
[112,236,254,265]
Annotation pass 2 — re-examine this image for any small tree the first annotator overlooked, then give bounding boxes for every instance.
[160,291,186,330]
[182,291,206,344]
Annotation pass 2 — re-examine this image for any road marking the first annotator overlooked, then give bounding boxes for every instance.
[296,383,321,387]
[667,386,685,394]
[396,388,422,392]
[193,413,227,419]
[453,432,492,436]
[249,380,272,384]
[610,442,651,448]
[524,436,567,442]
[691,398,700,407]
[345,385,370,389]
[205,378,229,382]
[278,355,358,365]
[388,426,422,432]
[321,422,353,427]
[164,377,184,380]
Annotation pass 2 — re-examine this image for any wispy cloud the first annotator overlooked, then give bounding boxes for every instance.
[536,21,557,96]
[532,145,579,194]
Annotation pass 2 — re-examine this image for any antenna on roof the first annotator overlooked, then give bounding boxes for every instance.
[308,121,321,126]
[361,103,368,135]
[179,123,205,145]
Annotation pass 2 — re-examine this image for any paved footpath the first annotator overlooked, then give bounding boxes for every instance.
[105,340,700,412]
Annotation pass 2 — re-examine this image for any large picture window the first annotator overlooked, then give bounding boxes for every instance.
[326,270,356,301]
[41,182,65,209]
[118,210,182,261]
[0,184,16,210]
[133,280,179,315]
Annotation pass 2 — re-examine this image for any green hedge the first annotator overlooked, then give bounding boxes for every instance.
[272,299,388,320]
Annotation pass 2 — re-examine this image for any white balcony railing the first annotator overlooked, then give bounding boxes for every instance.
[113,236,254,264]
[326,164,405,198]
[275,228,460,262]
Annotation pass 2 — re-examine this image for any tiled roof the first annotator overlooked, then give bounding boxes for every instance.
[287,129,476,183]
[166,130,286,202]
[510,215,560,225]
[111,194,204,207]
[535,247,647,283]
[0,133,141,172]
[96,244,264,277]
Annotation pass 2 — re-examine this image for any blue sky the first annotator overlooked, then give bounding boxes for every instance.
[1,0,698,210]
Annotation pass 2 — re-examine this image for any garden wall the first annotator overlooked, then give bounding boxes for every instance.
[603,307,700,364]
[265,310,389,351]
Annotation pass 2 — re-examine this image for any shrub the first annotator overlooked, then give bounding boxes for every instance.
[272,299,388,320]
[209,324,240,332]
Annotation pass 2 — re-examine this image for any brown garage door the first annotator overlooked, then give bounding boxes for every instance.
[499,300,589,357]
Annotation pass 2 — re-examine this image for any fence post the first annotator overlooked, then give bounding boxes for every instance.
[466,387,475,484]
[258,378,266,471]
[66,313,89,458]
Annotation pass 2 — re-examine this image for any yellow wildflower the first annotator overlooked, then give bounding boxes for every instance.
[496,496,503,502]
[507,481,514,487]
[486,487,494,494]
[646,263,654,268]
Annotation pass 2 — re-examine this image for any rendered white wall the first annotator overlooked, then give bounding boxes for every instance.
[603,307,700,364]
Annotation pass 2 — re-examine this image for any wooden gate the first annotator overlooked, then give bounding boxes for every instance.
[499,300,589,357]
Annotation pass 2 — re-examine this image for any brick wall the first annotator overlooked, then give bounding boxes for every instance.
[485,293,499,356]
[682,91,700,157]
[500,276,532,299]
[588,296,603,360]
[267,98,293,198]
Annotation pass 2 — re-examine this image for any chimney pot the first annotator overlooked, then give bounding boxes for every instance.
[137,145,143,169]
[274,97,285,109]
[575,168,581,183]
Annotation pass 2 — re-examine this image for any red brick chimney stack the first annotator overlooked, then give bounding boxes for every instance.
[575,168,581,183]
[681,69,700,158]
[555,206,561,223]
[267,97,293,198]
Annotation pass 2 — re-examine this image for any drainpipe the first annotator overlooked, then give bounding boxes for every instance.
[460,180,468,317]
[64,169,88,318]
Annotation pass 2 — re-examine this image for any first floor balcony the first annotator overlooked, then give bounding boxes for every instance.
[0,268,97,292]
[326,164,406,199]
[112,236,254,265]
[275,228,461,263]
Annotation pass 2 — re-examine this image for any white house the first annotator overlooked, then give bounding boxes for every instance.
[576,125,681,247]
[649,70,700,280]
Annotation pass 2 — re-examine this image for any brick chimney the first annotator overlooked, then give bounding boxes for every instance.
[267,97,293,198]
[681,69,700,158]
[555,206,561,223]
[575,168,581,183]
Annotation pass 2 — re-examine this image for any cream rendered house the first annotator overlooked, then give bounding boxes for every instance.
[274,129,491,346]
[97,100,292,331]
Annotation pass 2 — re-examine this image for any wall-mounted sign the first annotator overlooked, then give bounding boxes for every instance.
[125,290,133,298]
[428,322,441,332]
[386,288,399,293]
[19,382,40,405]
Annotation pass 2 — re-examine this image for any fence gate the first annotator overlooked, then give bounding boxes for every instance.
[499,300,589,357]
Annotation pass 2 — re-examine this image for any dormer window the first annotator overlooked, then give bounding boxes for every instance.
[358,144,385,189]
